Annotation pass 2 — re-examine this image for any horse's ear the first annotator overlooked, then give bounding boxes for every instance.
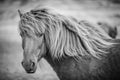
[18,10,23,18]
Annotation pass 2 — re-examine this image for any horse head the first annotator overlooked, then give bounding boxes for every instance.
[18,9,47,73]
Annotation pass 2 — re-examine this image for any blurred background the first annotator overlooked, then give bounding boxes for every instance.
[0,0,120,80]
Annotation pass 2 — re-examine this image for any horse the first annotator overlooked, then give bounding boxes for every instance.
[97,22,118,39]
[18,8,120,80]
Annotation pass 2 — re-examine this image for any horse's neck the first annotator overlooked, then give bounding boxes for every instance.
[44,52,58,69]
[44,52,92,79]
[44,52,74,71]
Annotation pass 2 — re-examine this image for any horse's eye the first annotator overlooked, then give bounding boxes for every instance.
[40,33,44,36]
[24,30,27,34]
[20,30,28,37]
[36,33,44,37]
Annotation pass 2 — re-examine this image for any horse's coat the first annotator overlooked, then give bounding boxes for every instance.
[18,8,120,80]
[44,40,120,80]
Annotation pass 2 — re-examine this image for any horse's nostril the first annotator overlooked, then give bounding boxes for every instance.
[21,61,24,66]
[31,62,35,68]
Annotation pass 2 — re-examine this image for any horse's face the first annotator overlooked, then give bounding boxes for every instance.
[21,33,46,73]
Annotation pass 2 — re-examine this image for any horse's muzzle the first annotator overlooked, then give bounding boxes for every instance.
[21,61,37,73]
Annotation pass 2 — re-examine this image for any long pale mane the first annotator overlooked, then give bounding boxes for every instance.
[19,7,115,59]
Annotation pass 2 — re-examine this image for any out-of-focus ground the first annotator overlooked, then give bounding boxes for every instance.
[0,0,120,80]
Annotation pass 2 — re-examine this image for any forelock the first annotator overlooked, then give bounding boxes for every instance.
[19,10,46,38]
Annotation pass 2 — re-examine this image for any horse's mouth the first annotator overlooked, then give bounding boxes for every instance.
[26,70,35,73]
[24,66,37,74]
[26,69,36,74]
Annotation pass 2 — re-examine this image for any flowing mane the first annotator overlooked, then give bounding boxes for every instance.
[19,8,115,59]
